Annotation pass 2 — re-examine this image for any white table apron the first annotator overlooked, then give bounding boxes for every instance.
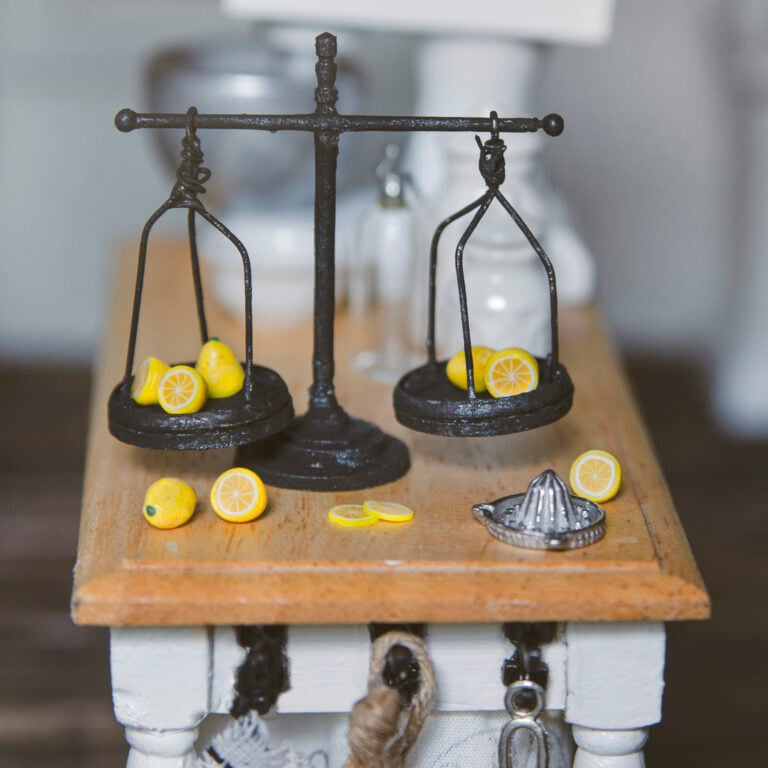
[111,622,664,768]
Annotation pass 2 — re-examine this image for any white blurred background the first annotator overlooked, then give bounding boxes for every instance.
[0,0,763,427]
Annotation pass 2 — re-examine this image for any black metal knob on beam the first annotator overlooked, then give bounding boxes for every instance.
[542,113,565,137]
[115,108,137,133]
[314,32,338,113]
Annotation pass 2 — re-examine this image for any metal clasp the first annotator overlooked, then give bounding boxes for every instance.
[499,679,549,768]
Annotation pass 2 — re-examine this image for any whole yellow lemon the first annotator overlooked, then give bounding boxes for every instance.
[196,338,245,399]
[142,477,197,529]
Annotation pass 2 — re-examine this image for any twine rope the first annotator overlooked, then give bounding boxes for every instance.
[343,631,436,768]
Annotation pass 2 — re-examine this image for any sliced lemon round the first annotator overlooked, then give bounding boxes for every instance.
[484,348,539,398]
[569,449,622,503]
[446,346,495,392]
[158,365,207,414]
[143,477,196,529]
[328,503,379,528]
[211,467,267,523]
[131,356,170,405]
[363,500,415,523]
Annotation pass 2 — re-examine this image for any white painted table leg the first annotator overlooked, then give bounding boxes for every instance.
[124,727,199,768]
[565,622,665,768]
[572,726,649,768]
[111,627,212,768]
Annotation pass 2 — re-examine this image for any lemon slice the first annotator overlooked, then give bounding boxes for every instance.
[211,467,267,523]
[484,348,539,398]
[328,503,379,527]
[131,356,170,405]
[446,346,495,391]
[363,500,414,523]
[569,449,622,503]
[143,477,196,529]
[158,365,207,414]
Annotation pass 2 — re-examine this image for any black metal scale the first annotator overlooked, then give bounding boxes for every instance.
[110,32,572,490]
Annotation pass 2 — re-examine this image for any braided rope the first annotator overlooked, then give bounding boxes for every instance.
[343,631,436,768]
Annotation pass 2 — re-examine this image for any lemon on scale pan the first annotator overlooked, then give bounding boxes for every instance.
[158,365,208,414]
[196,338,245,398]
[131,356,170,405]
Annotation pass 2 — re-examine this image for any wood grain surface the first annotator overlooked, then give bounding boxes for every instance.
[71,241,709,625]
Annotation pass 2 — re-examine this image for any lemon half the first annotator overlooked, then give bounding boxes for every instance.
[569,449,622,503]
[158,365,207,414]
[131,356,170,405]
[483,348,539,398]
[211,467,267,523]
[446,346,495,392]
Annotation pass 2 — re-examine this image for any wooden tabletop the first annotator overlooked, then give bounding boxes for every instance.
[72,242,709,626]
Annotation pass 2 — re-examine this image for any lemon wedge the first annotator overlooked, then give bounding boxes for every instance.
[131,356,170,405]
[158,365,207,414]
[196,338,245,399]
[210,467,267,523]
[143,478,196,529]
[569,449,622,503]
[446,346,495,392]
[484,348,539,398]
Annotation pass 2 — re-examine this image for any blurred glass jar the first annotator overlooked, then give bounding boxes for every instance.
[146,27,371,209]
[430,134,552,358]
[146,27,374,327]
[349,145,422,381]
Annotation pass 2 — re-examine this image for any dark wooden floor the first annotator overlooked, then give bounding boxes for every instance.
[0,359,764,767]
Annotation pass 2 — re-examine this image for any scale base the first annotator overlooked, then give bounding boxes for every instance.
[236,407,410,491]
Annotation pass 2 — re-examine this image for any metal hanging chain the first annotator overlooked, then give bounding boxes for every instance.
[121,107,257,397]
[426,111,561,397]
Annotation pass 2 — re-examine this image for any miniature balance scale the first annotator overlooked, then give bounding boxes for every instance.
[110,32,569,490]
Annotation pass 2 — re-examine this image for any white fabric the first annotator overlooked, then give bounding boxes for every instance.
[409,711,510,767]
[198,711,513,768]
[197,712,329,768]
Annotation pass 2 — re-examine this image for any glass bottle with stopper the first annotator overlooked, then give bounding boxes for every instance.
[350,143,422,382]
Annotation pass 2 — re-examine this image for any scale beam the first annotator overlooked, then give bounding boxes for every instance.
[116,109,563,137]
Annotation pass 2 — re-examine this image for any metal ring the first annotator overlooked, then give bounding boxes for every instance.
[490,110,499,139]
[504,679,545,719]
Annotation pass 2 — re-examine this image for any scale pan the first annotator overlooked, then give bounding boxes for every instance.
[393,358,573,437]
[108,362,294,450]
